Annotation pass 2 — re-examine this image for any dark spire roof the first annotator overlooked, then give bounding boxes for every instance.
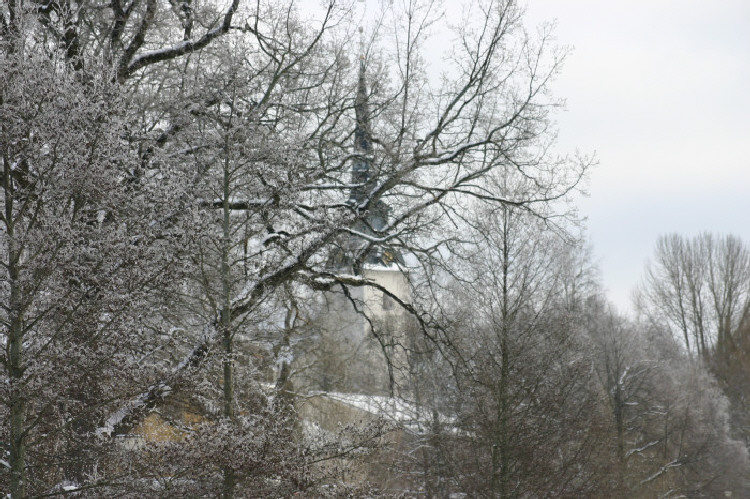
[350,56,371,206]
[325,55,403,273]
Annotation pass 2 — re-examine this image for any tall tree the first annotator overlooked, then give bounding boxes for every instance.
[400,192,603,497]
[0,41,190,496]
[126,0,590,427]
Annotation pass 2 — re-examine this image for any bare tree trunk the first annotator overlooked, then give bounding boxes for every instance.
[5,130,26,498]
[221,130,236,498]
[492,207,511,498]
[8,239,25,499]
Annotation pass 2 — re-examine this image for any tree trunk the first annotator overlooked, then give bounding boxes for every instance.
[6,145,26,498]
[492,207,511,498]
[8,258,26,498]
[221,130,236,498]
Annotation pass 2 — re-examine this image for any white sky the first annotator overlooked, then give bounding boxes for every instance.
[523,0,750,314]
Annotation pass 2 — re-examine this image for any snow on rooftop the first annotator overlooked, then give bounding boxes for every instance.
[362,262,403,271]
[311,390,455,432]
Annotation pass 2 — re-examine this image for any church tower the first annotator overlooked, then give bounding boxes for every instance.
[297,52,412,398]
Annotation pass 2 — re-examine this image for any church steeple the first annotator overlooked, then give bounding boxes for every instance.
[350,54,372,206]
[349,55,388,235]
[325,46,402,273]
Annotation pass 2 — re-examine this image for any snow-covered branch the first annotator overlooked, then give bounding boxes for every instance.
[118,0,240,81]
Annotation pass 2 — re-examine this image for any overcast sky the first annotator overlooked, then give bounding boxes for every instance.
[522,0,750,313]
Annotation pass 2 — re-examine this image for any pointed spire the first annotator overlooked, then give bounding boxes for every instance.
[350,35,371,205]
[354,55,371,156]
[330,36,402,272]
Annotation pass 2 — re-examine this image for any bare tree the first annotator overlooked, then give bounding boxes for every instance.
[637,233,750,454]
[584,297,750,496]
[0,42,191,496]
[133,0,589,430]
[637,233,750,358]
[396,194,604,497]
[0,0,242,77]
